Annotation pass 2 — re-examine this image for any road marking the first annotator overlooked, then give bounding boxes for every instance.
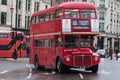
[51,71,56,74]
[102,70,110,75]
[79,73,84,79]
[27,73,32,79]
[0,70,9,74]
[26,64,32,79]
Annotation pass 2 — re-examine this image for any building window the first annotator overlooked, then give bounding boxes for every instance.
[34,2,39,12]
[114,3,116,10]
[99,12,105,20]
[110,2,113,9]
[26,0,31,12]
[1,12,7,24]
[99,0,105,7]
[18,15,21,28]
[99,22,104,32]
[25,16,30,29]
[110,13,113,22]
[45,5,48,9]
[82,0,87,2]
[18,0,22,9]
[1,0,7,5]
[110,24,112,33]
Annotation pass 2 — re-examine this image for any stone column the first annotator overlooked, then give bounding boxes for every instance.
[112,37,114,52]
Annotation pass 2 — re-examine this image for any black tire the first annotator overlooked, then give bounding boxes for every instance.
[91,64,98,73]
[34,56,40,69]
[56,59,65,73]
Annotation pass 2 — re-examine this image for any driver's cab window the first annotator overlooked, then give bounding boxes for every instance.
[80,37,90,47]
[65,35,79,48]
[56,36,63,47]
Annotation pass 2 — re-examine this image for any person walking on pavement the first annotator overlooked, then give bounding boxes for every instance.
[12,46,18,60]
[109,46,113,60]
[115,47,119,60]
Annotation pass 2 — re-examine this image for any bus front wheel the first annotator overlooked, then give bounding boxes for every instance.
[56,59,65,73]
[91,64,98,73]
[34,56,40,69]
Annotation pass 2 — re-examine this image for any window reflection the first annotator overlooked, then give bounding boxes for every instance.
[81,10,95,18]
[65,9,80,18]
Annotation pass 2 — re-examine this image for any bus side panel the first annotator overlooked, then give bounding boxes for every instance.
[29,38,34,64]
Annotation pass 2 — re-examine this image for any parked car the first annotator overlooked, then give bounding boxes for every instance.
[96,49,107,58]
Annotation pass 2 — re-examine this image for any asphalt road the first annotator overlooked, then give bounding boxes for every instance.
[0,57,120,80]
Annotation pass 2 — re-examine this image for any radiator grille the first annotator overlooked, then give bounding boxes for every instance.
[74,55,92,67]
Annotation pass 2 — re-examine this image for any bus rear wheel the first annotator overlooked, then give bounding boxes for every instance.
[56,59,65,73]
[34,56,40,69]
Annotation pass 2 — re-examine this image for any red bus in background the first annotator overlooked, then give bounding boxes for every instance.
[0,31,26,58]
[30,2,100,73]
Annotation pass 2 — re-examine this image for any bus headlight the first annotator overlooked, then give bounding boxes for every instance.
[66,57,70,62]
[95,56,98,61]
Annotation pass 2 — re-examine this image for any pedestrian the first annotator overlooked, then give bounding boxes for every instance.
[12,46,18,60]
[115,47,119,60]
[109,46,113,60]
[26,45,30,58]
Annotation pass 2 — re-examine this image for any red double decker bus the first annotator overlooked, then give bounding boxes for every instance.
[30,2,100,73]
[0,31,26,58]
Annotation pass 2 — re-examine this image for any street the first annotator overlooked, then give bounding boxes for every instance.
[0,57,120,80]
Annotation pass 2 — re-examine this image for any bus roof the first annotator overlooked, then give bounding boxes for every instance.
[32,6,58,16]
[59,2,96,9]
[32,2,96,16]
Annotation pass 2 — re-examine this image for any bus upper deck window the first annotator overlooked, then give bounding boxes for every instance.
[81,10,95,18]
[50,12,54,20]
[65,9,79,18]
[39,15,44,22]
[56,10,63,18]
[31,17,35,24]
[36,16,39,23]
[45,14,49,21]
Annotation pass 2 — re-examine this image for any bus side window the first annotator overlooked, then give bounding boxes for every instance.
[44,39,49,47]
[56,9,63,18]
[45,14,49,21]
[50,39,54,47]
[31,17,35,24]
[34,40,39,47]
[50,12,54,20]
[36,16,39,23]
[39,15,44,23]
[39,40,44,47]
